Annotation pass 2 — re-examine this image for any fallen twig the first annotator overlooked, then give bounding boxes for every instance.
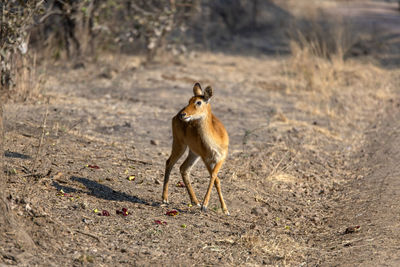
[74,229,105,245]
[123,152,152,165]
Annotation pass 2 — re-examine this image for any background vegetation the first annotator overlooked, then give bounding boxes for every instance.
[2,0,368,101]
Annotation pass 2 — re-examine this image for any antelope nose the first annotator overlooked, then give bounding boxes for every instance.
[180,113,186,119]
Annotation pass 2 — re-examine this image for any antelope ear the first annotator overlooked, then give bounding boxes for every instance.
[193,83,202,96]
[203,86,213,102]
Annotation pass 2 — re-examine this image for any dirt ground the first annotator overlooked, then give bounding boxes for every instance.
[1,1,400,266]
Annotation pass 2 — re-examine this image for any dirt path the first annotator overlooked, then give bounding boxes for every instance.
[317,98,400,266]
[318,2,400,265]
[349,101,400,266]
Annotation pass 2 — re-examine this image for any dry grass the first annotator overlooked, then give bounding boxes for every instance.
[11,53,46,102]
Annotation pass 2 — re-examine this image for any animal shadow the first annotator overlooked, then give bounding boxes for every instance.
[52,176,151,206]
[5,151,30,159]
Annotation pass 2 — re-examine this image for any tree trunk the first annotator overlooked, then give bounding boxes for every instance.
[0,103,7,227]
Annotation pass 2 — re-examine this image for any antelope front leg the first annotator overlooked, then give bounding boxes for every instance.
[201,161,225,213]
[180,150,200,206]
[214,177,229,215]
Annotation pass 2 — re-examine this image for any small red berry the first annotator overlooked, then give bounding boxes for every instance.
[102,210,110,216]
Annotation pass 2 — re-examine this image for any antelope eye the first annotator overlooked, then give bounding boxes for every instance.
[196,101,202,106]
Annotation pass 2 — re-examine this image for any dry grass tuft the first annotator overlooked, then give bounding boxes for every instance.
[261,234,305,264]
[283,0,357,59]
[282,1,363,93]
[239,232,306,265]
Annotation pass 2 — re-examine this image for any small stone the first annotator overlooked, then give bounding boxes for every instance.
[150,140,159,146]
[82,218,92,224]
[80,202,88,209]
[73,62,85,69]
[251,207,268,216]
[251,207,263,215]
[25,203,32,212]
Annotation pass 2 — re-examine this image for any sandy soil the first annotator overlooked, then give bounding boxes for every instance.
[1,1,400,266]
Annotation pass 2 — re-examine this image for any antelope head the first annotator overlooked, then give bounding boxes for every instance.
[179,83,213,122]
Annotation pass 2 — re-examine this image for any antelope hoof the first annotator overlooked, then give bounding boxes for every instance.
[191,202,201,207]
[201,205,208,213]
[224,210,230,216]
[162,199,169,205]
